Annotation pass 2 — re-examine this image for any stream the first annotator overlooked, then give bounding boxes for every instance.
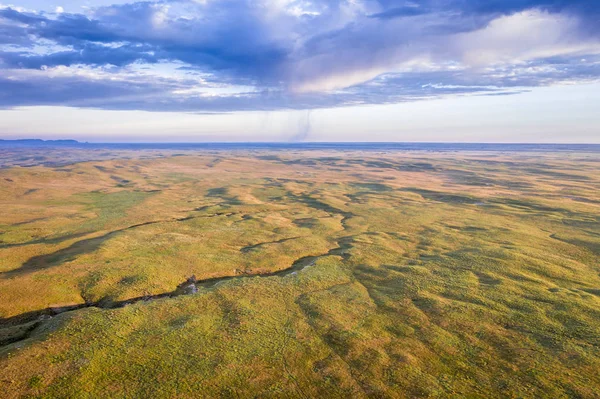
[0,235,353,348]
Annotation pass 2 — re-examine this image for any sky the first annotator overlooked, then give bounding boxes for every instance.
[0,0,599,142]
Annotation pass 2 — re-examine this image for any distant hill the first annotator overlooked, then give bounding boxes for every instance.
[0,139,82,147]
[0,140,599,152]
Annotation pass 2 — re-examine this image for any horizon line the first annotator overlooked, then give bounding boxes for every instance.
[2,139,600,145]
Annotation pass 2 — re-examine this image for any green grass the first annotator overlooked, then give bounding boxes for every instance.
[73,190,155,231]
[1,150,599,398]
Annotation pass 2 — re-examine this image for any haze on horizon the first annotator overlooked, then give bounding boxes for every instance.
[1,0,599,143]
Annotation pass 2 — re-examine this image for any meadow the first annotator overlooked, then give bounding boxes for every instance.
[1,148,599,398]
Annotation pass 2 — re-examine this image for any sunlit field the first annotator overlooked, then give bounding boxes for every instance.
[1,148,599,398]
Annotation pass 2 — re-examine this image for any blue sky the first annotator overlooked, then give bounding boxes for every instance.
[0,0,599,142]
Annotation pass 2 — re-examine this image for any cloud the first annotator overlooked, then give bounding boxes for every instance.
[452,10,600,66]
[0,0,599,112]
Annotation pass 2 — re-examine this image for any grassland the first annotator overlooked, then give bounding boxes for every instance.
[1,148,599,398]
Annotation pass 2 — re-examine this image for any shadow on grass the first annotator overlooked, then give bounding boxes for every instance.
[400,188,481,205]
[2,212,238,278]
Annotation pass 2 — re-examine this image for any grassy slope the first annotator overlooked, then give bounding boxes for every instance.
[0,150,599,398]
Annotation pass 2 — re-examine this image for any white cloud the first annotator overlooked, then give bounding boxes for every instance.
[150,4,169,28]
[454,10,600,67]
[287,9,600,93]
[1,1,599,113]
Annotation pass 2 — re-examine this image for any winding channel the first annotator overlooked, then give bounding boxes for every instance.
[0,235,353,348]
[1,193,355,348]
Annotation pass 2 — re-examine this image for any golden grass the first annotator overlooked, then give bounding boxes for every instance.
[0,149,599,398]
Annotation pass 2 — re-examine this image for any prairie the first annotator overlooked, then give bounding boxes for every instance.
[1,148,599,398]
